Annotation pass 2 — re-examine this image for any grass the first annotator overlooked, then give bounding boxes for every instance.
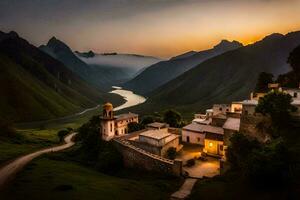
[0,128,61,164]
[189,174,299,200]
[0,157,182,200]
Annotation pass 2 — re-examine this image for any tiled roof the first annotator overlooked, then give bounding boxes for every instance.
[139,129,171,140]
[183,123,224,135]
[223,117,240,131]
[115,113,138,121]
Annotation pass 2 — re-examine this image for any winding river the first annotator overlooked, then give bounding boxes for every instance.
[110,86,146,111]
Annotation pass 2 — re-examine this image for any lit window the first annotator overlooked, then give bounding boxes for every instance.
[209,142,213,147]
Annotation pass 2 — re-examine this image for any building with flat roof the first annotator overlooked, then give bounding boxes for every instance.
[128,128,181,157]
[146,122,169,130]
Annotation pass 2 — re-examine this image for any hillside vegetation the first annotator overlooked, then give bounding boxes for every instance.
[0,31,122,122]
[123,40,243,94]
[126,31,300,117]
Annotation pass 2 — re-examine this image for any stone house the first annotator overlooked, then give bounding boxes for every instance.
[100,102,138,141]
[127,128,182,157]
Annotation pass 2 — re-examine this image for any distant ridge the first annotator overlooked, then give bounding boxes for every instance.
[127,31,300,116]
[0,31,121,122]
[123,40,243,94]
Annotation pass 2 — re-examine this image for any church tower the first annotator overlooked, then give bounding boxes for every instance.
[100,102,116,141]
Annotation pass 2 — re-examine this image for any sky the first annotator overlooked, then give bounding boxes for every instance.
[1,0,300,58]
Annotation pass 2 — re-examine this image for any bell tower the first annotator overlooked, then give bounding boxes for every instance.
[100,102,116,141]
[103,102,114,119]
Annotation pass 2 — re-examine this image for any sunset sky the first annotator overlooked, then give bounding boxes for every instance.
[1,0,300,58]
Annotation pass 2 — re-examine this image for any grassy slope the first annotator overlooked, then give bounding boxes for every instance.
[189,175,296,200]
[0,129,60,164]
[0,32,124,122]
[0,157,181,200]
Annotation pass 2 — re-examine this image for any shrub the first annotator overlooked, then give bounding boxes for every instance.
[166,147,177,160]
[57,129,70,142]
[186,159,195,167]
[127,122,144,133]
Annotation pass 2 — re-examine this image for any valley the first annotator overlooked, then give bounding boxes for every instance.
[1,6,300,198]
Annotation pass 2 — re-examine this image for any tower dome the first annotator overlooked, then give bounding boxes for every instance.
[102,102,114,119]
[103,102,113,110]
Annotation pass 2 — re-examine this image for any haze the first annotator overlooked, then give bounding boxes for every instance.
[1,0,300,58]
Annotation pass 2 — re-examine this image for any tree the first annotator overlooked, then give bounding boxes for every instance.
[255,91,297,134]
[163,109,182,128]
[141,116,155,126]
[226,133,261,170]
[255,72,273,93]
[166,147,177,159]
[127,122,144,133]
[57,129,70,142]
[288,45,300,73]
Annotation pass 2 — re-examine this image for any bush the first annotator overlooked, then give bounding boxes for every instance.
[186,159,195,167]
[163,110,182,128]
[166,147,177,160]
[57,129,70,142]
[128,122,144,133]
[71,115,123,174]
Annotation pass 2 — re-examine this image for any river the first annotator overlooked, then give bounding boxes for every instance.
[110,86,146,111]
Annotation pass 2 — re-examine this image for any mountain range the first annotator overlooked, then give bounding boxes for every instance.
[40,38,161,91]
[0,31,122,122]
[123,40,243,94]
[124,31,300,117]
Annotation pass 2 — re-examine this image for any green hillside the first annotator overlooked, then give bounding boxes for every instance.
[0,31,122,122]
[125,31,300,117]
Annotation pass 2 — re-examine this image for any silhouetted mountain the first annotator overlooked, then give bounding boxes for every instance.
[126,31,300,116]
[0,31,121,122]
[123,40,243,94]
[40,37,91,79]
[170,51,198,60]
[75,50,95,58]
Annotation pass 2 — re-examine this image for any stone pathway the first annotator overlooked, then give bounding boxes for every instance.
[171,178,198,200]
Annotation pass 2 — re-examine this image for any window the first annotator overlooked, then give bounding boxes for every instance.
[219,107,222,111]
[219,145,224,151]
[226,109,229,112]
[197,137,200,142]
[110,123,112,132]
[294,92,298,98]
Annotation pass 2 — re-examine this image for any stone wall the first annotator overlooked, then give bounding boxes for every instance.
[113,138,183,177]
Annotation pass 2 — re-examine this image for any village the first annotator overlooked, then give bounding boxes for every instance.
[100,83,300,179]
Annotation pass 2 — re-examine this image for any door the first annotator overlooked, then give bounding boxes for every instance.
[187,136,190,143]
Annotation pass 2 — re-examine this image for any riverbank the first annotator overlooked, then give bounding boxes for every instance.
[110,86,146,111]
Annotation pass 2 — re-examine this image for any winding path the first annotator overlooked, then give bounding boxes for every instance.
[0,133,77,189]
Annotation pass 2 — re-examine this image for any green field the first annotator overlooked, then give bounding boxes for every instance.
[190,172,299,200]
[0,128,60,164]
[1,157,182,200]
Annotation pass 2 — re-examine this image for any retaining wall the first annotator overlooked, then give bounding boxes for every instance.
[113,138,182,177]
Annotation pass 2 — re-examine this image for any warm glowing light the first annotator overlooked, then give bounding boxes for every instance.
[209,142,213,147]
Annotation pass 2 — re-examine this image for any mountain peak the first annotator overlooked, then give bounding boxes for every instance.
[46,36,71,52]
[213,39,243,52]
[262,33,284,41]
[75,50,95,58]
